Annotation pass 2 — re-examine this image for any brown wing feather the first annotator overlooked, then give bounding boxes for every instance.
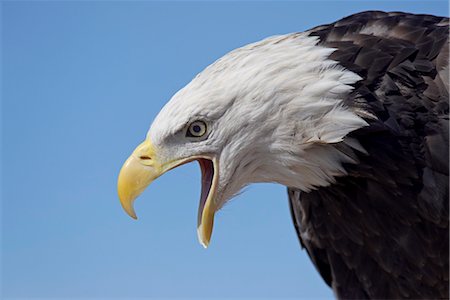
[289,11,449,299]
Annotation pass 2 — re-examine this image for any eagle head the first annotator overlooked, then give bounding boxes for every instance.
[117,33,367,247]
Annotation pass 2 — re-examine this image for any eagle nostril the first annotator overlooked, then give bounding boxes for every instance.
[139,155,152,160]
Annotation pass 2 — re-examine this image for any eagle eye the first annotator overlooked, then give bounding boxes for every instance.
[187,121,207,138]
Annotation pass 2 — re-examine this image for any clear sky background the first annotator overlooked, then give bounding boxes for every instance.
[1,1,448,299]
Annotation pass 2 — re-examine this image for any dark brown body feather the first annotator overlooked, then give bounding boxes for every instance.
[288,11,449,299]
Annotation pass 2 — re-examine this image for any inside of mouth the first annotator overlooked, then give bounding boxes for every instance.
[197,158,214,224]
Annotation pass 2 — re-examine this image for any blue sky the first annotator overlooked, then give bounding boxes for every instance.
[1,1,448,299]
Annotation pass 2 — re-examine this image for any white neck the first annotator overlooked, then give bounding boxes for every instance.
[210,33,370,201]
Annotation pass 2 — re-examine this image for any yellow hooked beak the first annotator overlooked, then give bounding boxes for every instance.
[117,139,219,248]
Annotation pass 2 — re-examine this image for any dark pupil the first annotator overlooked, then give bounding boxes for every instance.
[192,125,202,133]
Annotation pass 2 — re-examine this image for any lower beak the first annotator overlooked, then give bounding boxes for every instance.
[117,139,219,248]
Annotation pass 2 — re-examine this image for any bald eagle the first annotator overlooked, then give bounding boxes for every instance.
[118,11,449,299]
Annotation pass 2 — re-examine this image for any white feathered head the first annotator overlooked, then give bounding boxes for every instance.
[117,33,367,247]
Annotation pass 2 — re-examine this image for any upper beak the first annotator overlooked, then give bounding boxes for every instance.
[117,139,219,248]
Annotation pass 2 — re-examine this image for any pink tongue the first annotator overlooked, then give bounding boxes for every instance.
[198,159,214,224]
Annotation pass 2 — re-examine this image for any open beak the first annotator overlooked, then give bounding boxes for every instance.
[117,139,219,248]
